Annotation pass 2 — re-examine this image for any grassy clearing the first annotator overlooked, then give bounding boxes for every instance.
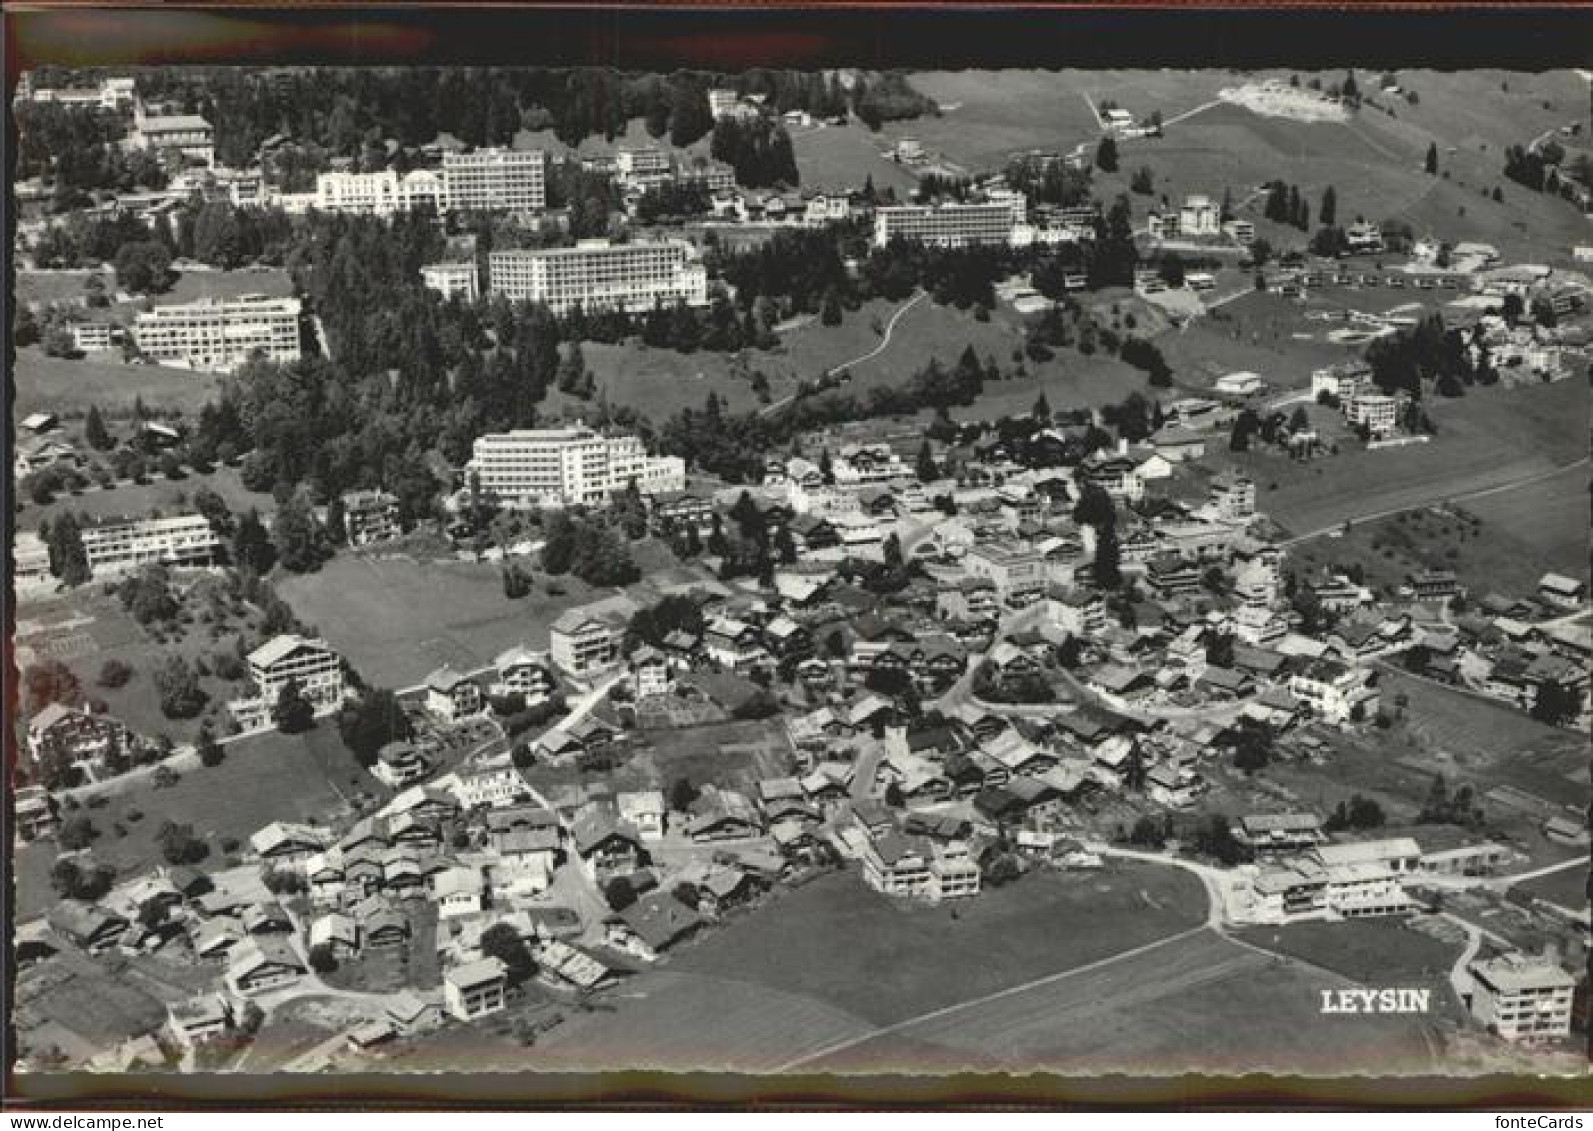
[1214,378,1587,538]
[1235,919,1464,1007]
[667,863,1205,1027]
[17,463,276,533]
[790,124,919,195]
[1512,866,1590,912]
[13,348,220,418]
[808,925,1445,1075]
[1289,468,1589,600]
[14,726,367,920]
[276,552,609,690]
[531,863,1207,1072]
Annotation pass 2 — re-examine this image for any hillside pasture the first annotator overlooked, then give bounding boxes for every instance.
[13,348,220,418]
[1217,378,1587,539]
[276,551,634,690]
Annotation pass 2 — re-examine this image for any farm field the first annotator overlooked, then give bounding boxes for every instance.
[532,863,1207,1072]
[800,926,1446,1076]
[276,552,611,690]
[12,726,368,921]
[13,347,220,417]
[1216,378,1588,539]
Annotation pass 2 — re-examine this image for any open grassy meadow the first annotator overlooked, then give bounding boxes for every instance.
[17,464,277,533]
[1216,378,1587,539]
[801,926,1446,1075]
[276,552,611,689]
[904,69,1589,267]
[530,863,1208,1072]
[13,348,220,418]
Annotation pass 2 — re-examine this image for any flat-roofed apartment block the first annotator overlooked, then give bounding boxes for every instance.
[341,489,401,546]
[248,634,345,711]
[466,424,686,508]
[487,239,708,314]
[133,295,301,373]
[873,201,1023,248]
[442,147,546,213]
[421,262,479,302]
[1467,954,1575,1041]
[81,513,220,577]
[615,147,673,186]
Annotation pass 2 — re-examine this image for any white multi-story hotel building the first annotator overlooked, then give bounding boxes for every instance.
[80,514,221,577]
[442,147,547,213]
[314,168,444,216]
[247,634,345,711]
[465,424,685,508]
[873,201,1023,248]
[614,147,673,187]
[133,295,301,372]
[421,262,479,302]
[1467,954,1575,1042]
[487,239,708,315]
[1345,391,1400,437]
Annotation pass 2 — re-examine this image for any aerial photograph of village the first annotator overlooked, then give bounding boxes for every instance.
[6,58,1590,1082]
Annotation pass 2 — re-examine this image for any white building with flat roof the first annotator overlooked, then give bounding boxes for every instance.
[81,514,220,577]
[487,239,707,315]
[874,202,1022,248]
[248,634,345,711]
[132,295,301,372]
[421,262,479,303]
[1345,391,1400,437]
[442,147,546,213]
[465,424,685,509]
[1467,954,1575,1042]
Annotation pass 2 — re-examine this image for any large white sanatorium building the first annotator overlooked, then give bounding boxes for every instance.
[873,201,1025,248]
[486,239,708,314]
[465,425,686,508]
[132,295,301,372]
[442,148,547,213]
[315,168,444,216]
[80,514,221,577]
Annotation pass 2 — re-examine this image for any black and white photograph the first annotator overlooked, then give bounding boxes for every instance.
[4,3,1590,1107]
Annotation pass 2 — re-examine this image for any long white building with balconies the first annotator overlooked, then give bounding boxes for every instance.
[442,147,547,214]
[873,201,1024,248]
[80,514,221,577]
[486,239,708,315]
[132,295,301,372]
[465,424,685,509]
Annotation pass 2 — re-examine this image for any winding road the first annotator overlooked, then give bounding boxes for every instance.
[759,290,927,418]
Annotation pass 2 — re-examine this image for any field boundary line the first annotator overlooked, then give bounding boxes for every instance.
[773,922,1210,1073]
